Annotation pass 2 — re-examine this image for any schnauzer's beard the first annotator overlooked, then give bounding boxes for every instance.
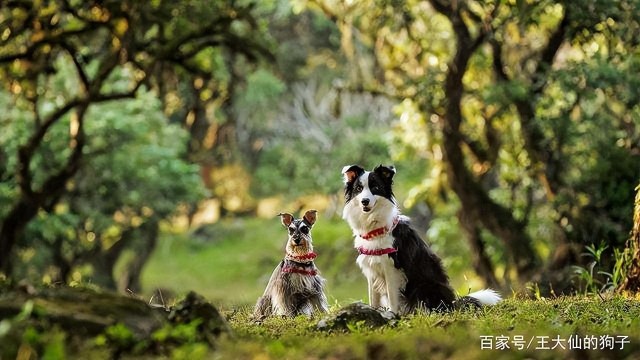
[285,236,313,257]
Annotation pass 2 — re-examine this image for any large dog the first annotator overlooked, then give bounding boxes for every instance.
[342,164,500,314]
[253,210,328,319]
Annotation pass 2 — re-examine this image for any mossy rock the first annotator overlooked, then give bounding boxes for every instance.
[168,291,232,345]
[0,286,165,338]
[317,302,398,331]
[0,286,230,358]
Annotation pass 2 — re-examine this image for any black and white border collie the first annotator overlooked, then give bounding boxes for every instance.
[253,210,328,319]
[342,164,501,314]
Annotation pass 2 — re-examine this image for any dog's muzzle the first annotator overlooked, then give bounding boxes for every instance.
[361,198,372,212]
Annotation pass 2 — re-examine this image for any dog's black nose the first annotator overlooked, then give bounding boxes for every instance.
[294,238,301,245]
[361,198,370,206]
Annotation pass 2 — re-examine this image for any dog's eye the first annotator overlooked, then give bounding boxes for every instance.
[354,183,363,192]
[299,226,309,235]
[288,227,296,235]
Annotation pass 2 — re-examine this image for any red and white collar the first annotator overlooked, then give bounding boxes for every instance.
[357,246,397,256]
[282,264,318,276]
[359,216,400,240]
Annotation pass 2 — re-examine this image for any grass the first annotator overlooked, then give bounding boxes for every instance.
[140,218,640,359]
[217,296,640,359]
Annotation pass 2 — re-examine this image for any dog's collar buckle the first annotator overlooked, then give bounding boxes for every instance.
[357,246,397,256]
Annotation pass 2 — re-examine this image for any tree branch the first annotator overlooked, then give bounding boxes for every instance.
[532,6,570,94]
[62,41,91,93]
[17,98,83,199]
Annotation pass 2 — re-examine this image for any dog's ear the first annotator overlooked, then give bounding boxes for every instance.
[342,165,364,184]
[374,164,396,181]
[278,213,294,228]
[302,209,318,227]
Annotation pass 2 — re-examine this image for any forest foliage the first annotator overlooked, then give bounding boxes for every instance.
[0,0,639,297]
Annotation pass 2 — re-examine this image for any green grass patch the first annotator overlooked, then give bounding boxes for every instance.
[219,296,640,359]
[142,218,640,359]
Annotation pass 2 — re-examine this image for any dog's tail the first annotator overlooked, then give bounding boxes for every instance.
[465,288,502,306]
[453,288,502,309]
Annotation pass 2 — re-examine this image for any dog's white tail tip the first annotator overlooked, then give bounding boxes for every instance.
[468,288,502,306]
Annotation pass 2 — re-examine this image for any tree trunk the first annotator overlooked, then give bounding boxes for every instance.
[88,226,138,290]
[0,199,39,275]
[121,220,159,293]
[457,210,500,289]
[617,184,640,294]
[431,2,540,282]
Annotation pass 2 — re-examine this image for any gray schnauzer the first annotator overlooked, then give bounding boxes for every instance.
[253,210,328,319]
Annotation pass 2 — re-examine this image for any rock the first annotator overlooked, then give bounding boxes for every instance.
[0,286,165,339]
[0,286,230,358]
[317,302,398,331]
[168,291,232,345]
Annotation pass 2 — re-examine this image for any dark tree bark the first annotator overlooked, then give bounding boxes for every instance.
[0,200,39,274]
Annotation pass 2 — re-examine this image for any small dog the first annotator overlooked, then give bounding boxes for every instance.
[342,164,501,314]
[253,210,328,319]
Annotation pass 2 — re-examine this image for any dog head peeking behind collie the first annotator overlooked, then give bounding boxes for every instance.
[253,210,328,320]
[342,164,500,315]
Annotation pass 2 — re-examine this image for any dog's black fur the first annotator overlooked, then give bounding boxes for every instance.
[390,219,463,311]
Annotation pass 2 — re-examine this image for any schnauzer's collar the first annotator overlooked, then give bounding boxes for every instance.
[360,216,400,240]
[282,262,318,276]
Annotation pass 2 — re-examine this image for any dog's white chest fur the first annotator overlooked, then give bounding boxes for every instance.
[355,234,407,312]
